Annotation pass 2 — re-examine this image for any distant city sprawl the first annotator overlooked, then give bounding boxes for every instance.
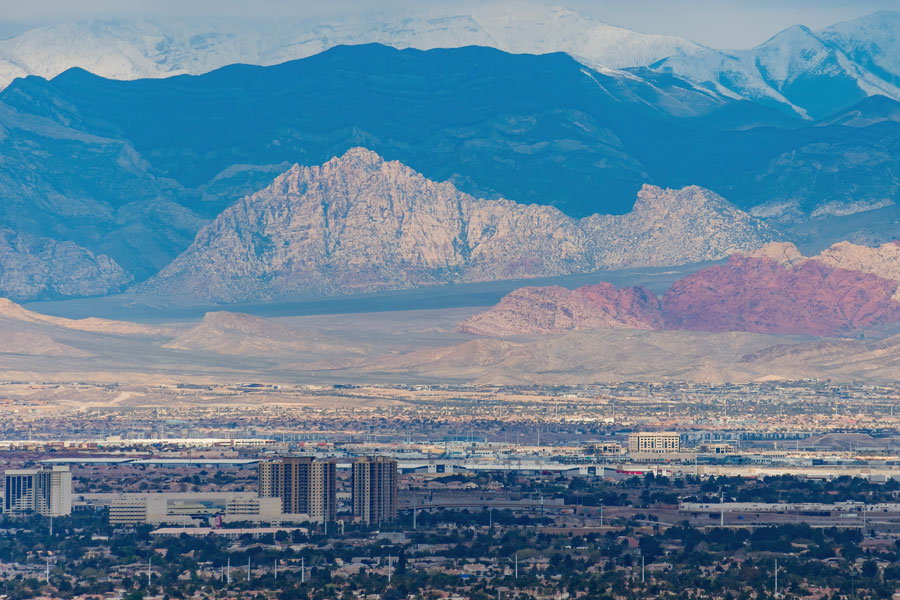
[3,380,900,597]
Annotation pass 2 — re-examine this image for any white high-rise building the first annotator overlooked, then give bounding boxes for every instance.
[4,466,72,516]
[37,467,73,517]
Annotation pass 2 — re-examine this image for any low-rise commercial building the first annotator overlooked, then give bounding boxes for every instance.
[82,492,288,526]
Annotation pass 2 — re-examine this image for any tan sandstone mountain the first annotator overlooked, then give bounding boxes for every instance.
[164,311,370,357]
[0,297,170,336]
[139,148,776,302]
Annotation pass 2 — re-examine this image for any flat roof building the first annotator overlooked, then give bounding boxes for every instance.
[628,432,680,454]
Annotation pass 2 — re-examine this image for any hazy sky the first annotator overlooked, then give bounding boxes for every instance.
[0,0,897,48]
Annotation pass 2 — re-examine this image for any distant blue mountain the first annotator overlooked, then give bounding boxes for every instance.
[0,44,897,299]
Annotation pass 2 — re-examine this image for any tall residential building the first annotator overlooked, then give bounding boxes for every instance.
[258,460,282,499]
[4,466,72,516]
[258,457,335,521]
[5,470,36,515]
[627,432,680,454]
[352,456,398,525]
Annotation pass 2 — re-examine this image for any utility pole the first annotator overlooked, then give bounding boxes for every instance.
[413,508,417,530]
[274,560,277,580]
[388,556,393,583]
[227,556,231,586]
[301,557,305,584]
[641,554,645,584]
[247,557,251,582]
[774,558,779,598]
[515,553,518,579]
[147,557,152,587]
[46,556,50,582]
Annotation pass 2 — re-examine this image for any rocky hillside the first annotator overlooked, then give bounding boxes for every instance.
[585,185,776,268]
[463,240,900,338]
[164,311,370,357]
[459,284,662,337]
[0,297,170,336]
[0,228,132,301]
[662,255,900,336]
[140,149,776,302]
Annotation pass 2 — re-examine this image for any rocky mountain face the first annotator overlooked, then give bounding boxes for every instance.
[463,240,900,338]
[662,255,900,336]
[584,185,776,268]
[140,148,775,302]
[0,228,132,301]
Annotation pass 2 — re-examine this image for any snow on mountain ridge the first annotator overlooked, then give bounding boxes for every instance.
[0,5,701,90]
[654,11,900,120]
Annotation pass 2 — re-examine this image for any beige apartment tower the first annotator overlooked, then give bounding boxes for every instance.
[258,457,336,521]
[628,432,680,454]
[352,456,398,525]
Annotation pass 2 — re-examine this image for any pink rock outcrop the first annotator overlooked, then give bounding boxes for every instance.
[462,240,900,338]
[662,255,900,336]
[458,283,662,336]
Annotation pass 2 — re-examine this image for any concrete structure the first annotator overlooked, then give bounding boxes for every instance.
[151,526,308,539]
[680,501,900,514]
[628,432,680,454]
[587,442,623,455]
[258,457,336,522]
[94,492,286,525]
[352,456,398,525]
[4,466,72,516]
[699,443,735,454]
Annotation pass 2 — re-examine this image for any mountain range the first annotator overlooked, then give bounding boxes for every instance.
[0,5,703,88]
[2,6,899,121]
[0,41,898,302]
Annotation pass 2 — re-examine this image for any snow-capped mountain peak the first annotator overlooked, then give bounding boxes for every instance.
[653,10,900,120]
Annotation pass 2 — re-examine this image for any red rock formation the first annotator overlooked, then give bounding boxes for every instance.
[662,255,900,336]
[458,282,662,337]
